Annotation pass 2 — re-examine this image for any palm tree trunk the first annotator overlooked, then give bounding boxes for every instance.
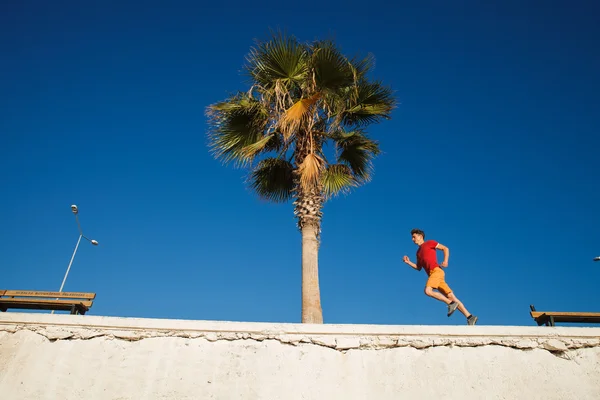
[294,133,324,323]
[301,221,323,323]
[295,186,324,323]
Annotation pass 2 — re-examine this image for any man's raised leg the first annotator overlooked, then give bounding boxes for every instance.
[424,286,451,304]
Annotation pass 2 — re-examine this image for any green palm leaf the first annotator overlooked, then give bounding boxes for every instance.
[241,134,275,158]
[334,131,381,181]
[245,31,308,88]
[264,131,284,152]
[248,158,295,202]
[349,53,375,79]
[206,95,269,166]
[322,164,356,197]
[342,80,395,126]
[310,41,354,92]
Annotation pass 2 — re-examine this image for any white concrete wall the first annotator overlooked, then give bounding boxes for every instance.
[1,313,599,400]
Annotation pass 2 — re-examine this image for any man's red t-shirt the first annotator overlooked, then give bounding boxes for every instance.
[416,240,439,275]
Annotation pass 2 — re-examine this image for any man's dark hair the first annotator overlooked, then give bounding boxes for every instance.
[411,228,425,238]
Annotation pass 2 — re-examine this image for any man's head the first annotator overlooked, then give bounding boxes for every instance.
[411,228,425,245]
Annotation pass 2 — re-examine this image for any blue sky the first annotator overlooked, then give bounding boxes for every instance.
[2,1,599,326]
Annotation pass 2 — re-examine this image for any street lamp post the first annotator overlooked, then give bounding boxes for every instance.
[51,205,98,314]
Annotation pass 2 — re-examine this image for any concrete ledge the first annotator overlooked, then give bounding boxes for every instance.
[2,313,600,400]
[2,312,599,353]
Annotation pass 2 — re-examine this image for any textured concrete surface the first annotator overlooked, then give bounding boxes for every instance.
[1,313,599,399]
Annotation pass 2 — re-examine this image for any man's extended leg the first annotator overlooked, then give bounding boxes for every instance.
[446,293,469,317]
[446,292,478,325]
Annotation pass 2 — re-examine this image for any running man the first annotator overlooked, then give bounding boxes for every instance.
[403,228,478,325]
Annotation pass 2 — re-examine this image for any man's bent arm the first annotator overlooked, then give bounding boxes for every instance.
[436,243,450,266]
[407,261,421,271]
[403,256,421,271]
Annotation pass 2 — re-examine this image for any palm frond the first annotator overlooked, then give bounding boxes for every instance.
[334,131,380,181]
[310,41,354,92]
[321,164,356,197]
[298,152,324,191]
[245,32,308,88]
[341,80,395,126]
[241,134,274,157]
[206,94,269,166]
[208,97,257,113]
[349,53,375,79]
[264,131,284,152]
[248,158,295,202]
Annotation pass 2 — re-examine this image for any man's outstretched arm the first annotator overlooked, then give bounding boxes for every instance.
[403,255,421,270]
[436,243,450,267]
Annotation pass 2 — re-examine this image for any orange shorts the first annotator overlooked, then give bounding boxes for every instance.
[426,267,452,296]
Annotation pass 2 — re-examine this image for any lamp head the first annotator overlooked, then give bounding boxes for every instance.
[71,205,79,215]
[91,240,98,246]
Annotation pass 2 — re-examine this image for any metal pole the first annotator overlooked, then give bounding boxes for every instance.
[51,234,82,314]
[58,234,82,293]
[75,214,83,236]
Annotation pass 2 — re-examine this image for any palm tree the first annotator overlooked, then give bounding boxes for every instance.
[206,32,396,323]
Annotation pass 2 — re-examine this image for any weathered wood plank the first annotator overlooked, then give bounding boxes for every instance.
[531,311,600,318]
[530,311,600,325]
[1,290,95,299]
